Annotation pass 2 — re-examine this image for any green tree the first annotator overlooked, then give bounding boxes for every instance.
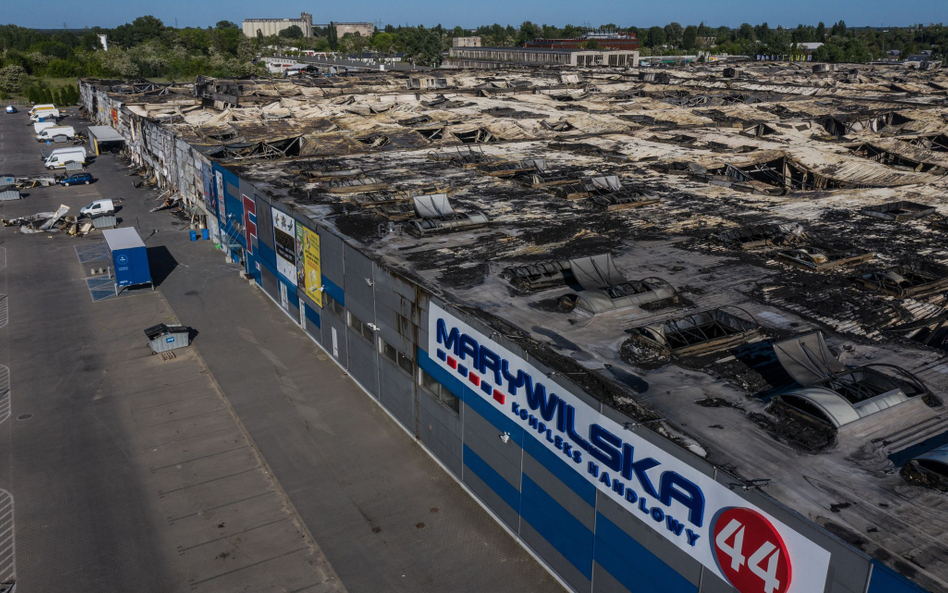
[646,26,665,48]
[517,21,538,45]
[327,22,338,50]
[373,31,394,57]
[816,21,826,41]
[215,21,238,30]
[279,25,304,39]
[738,23,756,42]
[0,65,27,94]
[112,15,164,47]
[664,22,683,46]
[682,25,698,50]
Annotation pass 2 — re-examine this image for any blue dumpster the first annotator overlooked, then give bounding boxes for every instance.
[103,227,152,294]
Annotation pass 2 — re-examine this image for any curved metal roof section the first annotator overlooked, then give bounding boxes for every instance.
[780,388,862,427]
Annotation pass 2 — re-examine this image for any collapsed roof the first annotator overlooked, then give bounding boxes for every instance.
[85,59,948,591]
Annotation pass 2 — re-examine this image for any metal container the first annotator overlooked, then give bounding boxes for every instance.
[144,323,191,353]
[91,214,117,229]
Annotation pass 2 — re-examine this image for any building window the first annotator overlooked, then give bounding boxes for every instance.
[348,311,375,343]
[323,292,344,317]
[380,338,414,375]
[419,368,460,413]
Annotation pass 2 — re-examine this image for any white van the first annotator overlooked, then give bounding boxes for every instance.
[29,104,55,115]
[44,149,86,169]
[80,199,115,216]
[34,121,58,134]
[36,126,75,142]
[30,108,60,122]
[44,146,88,161]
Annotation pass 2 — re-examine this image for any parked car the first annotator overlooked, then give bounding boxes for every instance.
[61,172,94,186]
[4,105,16,114]
[80,199,115,216]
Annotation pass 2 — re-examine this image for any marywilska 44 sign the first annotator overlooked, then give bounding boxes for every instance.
[429,303,831,593]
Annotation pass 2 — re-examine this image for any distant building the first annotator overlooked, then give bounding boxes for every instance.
[445,46,639,69]
[453,37,482,48]
[797,42,824,54]
[314,22,375,37]
[525,31,639,51]
[696,36,716,48]
[243,12,313,38]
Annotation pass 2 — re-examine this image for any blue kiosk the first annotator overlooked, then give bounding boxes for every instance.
[103,227,152,294]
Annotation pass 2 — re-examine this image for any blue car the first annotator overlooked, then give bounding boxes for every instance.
[60,172,94,186]
[4,106,16,114]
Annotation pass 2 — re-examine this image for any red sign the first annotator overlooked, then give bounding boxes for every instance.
[713,507,792,593]
[242,194,257,255]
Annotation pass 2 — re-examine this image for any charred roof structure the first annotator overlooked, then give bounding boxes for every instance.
[81,61,948,593]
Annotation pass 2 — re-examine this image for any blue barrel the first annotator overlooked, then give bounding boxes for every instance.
[202,228,209,240]
[189,230,197,241]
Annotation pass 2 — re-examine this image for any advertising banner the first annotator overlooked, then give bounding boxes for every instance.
[271,207,297,286]
[214,170,225,238]
[202,163,215,216]
[297,225,322,306]
[242,195,257,255]
[429,303,831,593]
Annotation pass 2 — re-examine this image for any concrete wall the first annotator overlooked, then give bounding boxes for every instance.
[78,78,932,593]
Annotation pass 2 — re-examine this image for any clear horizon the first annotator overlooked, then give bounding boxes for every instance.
[2,0,947,31]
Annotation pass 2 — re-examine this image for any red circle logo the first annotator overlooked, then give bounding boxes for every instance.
[712,507,792,593]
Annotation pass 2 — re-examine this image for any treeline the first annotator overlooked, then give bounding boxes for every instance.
[259,20,946,66]
[1,17,945,94]
[27,82,80,105]
[0,17,260,97]
[633,20,945,62]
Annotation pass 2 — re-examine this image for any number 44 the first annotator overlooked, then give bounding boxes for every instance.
[716,518,783,593]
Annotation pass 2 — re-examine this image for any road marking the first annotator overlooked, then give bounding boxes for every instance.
[0,246,6,272]
[0,295,6,330]
[0,490,14,585]
[176,517,291,553]
[0,365,9,426]
[188,547,308,588]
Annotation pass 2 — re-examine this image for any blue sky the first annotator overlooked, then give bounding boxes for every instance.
[6,0,947,30]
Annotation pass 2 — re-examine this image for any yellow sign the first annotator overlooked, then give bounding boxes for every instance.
[302,226,322,306]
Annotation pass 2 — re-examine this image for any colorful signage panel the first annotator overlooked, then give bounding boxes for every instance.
[271,207,297,286]
[428,303,831,593]
[296,225,322,306]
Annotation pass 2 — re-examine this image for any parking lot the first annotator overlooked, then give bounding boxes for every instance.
[0,110,346,592]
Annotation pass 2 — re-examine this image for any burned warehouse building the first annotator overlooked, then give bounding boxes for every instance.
[78,61,948,593]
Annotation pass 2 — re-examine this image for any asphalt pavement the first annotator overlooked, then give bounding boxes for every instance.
[0,108,346,593]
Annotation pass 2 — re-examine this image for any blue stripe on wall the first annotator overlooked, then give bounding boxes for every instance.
[523,434,596,507]
[867,560,930,593]
[305,303,321,329]
[595,513,697,593]
[521,474,594,580]
[321,275,345,307]
[463,444,520,512]
[258,242,277,271]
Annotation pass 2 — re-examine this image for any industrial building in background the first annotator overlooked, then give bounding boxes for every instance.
[242,12,314,38]
[78,57,948,593]
[241,14,375,39]
[445,41,639,68]
[525,30,640,51]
